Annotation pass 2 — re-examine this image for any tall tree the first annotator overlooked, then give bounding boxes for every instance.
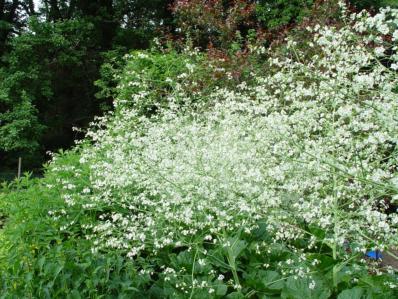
[0,0,36,54]
[0,0,175,170]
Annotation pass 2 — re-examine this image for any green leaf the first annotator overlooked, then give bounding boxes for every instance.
[337,287,364,299]
[216,284,228,296]
[330,265,354,286]
[306,253,335,272]
[68,289,82,299]
[282,277,331,299]
[245,270,284,291]
[228,238,247,260]
[227,291,244,299]
[252,221,272,241]
[308,224,326,239]
[358,274,396,298]
[262,271,284,290]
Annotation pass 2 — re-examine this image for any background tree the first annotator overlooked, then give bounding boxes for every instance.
[0,0,36,54]
[348,0,398,11]
[0,0,175,173]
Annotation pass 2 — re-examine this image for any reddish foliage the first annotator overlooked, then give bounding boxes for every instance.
[167,1,364,84]
[171,0,257,48]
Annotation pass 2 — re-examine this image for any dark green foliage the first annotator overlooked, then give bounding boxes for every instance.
[0,0,175,172]
[94,48,128,111]
[0,88,43,152]
[40,0,173,50]
[256,0,314,29]
[0,17,101,168]
[0,0,35,54]
[349,0,398,10]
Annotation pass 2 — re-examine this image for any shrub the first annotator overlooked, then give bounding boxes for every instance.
[114,48,203,113]
[172,0,320,50]
[2,2,398,298]
[111,46,260,115]
[78,4,398,296]
[171,0,256,49]
[256,0,314,29]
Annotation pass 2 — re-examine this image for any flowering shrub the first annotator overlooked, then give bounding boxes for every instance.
[78,2,398,295]
[111,45,262,115]
[114,48,205,114]
[2,2,398,297]
[82,2,398,253]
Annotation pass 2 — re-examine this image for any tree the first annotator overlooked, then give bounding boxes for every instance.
[0,17,100,167]
[0,0,175,169]
[0,0,36,54]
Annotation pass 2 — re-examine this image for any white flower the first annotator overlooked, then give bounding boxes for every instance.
[137,52,149,59]
[391,63,398,70]
[375,46,385,56]
[47,7,398,267]
[393,30,398,41]
[378,24,390,35]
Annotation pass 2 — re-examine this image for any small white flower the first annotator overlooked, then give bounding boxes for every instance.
[393,30,398,41]
[375,46,385,56]
[391,63,398,70]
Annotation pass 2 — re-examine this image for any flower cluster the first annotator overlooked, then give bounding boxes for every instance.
[68,3,398,277]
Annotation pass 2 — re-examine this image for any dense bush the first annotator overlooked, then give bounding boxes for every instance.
[2,2,398,298]
[114,48,204,114]
[171,0,256,49]
[256,0,314,29]
[100,44,265,116]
